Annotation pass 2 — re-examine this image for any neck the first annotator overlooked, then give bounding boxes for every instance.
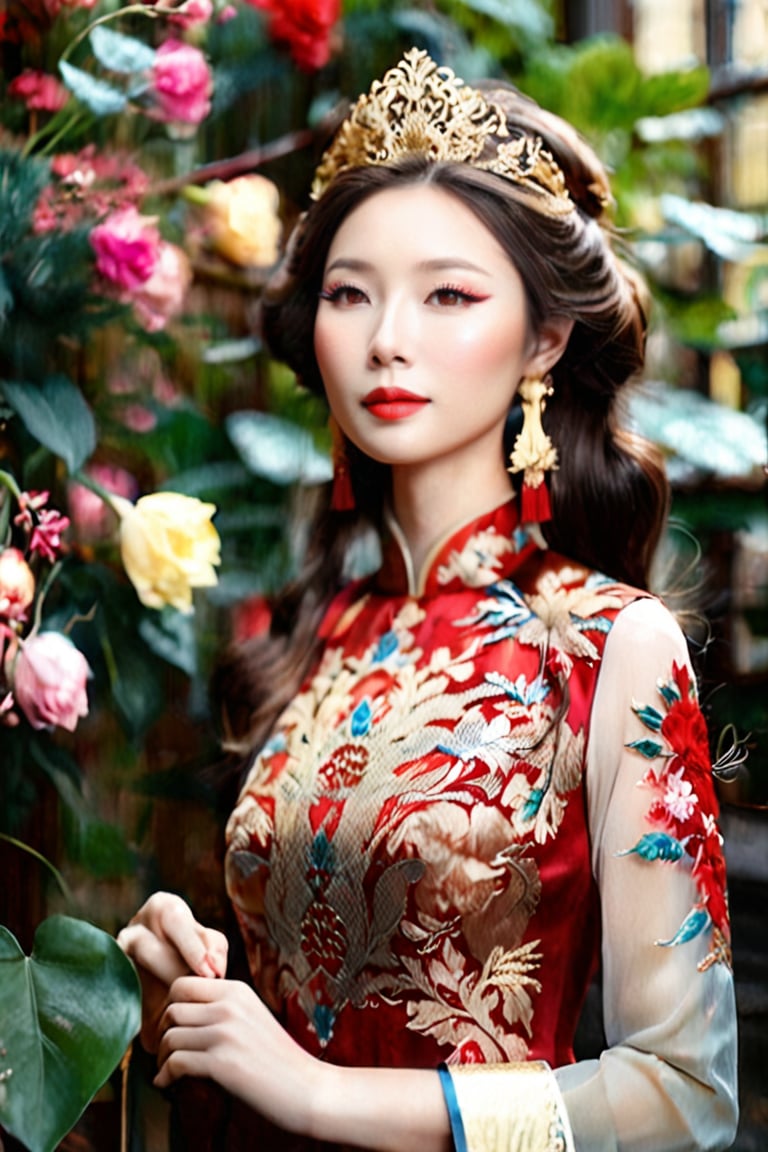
[390,450,514,578]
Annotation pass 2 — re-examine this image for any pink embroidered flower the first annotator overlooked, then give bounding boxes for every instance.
[660,767,697,823]
[0,549,36,620]
[131,240,192,331]
[8,68,69,111]
[91,207,160,291]
[151,40,212,126]
[10,631,91,732]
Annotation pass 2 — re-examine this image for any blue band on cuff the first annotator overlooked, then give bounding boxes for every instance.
[437,1064,468,1152]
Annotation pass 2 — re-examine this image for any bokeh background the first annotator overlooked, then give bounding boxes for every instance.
[1,0,766,1148]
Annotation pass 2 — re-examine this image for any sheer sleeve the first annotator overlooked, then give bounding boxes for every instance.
[440,598,738,1152]
[554,596,738,1152]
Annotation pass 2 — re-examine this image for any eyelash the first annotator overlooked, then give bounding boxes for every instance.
[318,282,367,304]
[428,284,488,306]
[318,282,488,306]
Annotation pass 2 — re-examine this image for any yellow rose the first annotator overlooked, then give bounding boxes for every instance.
[113,492,221,613]
[206,175,281,268]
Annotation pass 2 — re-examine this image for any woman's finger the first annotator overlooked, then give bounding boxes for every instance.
[122,893,228,978]
[117,923,191,986]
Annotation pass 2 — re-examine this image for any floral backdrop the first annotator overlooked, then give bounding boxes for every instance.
[0,0,765,1145]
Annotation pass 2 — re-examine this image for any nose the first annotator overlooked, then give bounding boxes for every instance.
[366,298,410,369]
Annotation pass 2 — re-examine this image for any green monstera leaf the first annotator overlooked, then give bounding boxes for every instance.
[0,915,141,1152]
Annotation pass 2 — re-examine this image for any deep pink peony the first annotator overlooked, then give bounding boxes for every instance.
[90,207,160,291]
[12,631,91,732]
[8,68,69,111]
[152,39,213,125]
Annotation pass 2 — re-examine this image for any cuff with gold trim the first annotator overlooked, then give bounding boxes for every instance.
[438,1061,575,1152]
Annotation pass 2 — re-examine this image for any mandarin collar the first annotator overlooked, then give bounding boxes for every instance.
[373,499,541,598]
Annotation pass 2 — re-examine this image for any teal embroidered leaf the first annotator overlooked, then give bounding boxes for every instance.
[658,680,681,708]
[627,737,664,759]
[373,630,398,662]
[617,832,684,862]
[574,614,613,634]
[656,906,710,948]
[633,703,664,732]
[521,788,544,821]
[351,697,372,738]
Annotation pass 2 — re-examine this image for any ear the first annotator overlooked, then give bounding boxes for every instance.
[524,315,574,378]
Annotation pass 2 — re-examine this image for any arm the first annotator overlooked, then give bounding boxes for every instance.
[555,597,738,1152]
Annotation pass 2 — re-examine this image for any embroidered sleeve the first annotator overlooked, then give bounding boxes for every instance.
[621,659,731,970]
[554,597,738,1152]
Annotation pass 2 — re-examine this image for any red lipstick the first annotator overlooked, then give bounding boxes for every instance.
[362,387,429,421]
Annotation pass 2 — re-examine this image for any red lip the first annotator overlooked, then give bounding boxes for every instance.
[362,387,429,420]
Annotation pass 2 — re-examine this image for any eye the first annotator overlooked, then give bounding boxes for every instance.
[319,283,369,306]
[427,285,488,307]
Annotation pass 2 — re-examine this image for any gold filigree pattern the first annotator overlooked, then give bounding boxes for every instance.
[446,1062,575,1152]
[312,49,574,214]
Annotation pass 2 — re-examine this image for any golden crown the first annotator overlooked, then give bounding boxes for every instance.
[311,49,573,213]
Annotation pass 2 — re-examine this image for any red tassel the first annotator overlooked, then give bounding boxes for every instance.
[331,463,355,511]
[330,418,355,511]
[520,479,552,524]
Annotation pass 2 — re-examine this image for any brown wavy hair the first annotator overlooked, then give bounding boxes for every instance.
[213,82,669,756]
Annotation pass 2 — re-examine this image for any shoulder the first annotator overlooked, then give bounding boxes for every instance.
[602,595,691,672]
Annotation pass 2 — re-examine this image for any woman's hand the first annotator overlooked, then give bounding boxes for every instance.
[117,892,228,1052]
[154,976,325,1134]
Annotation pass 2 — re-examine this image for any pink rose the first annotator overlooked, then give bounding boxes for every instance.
[132,241,192,331]
[90,207,160,291]
[152,40,212,126]
[11,631,91,732]
[8,69,69,111]
[0,549,36,621]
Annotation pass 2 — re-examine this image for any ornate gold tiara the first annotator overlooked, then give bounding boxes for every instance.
[311,49,574,214]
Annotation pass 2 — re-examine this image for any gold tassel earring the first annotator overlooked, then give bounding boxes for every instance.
[508,375,558,523]
[329,416,355,511]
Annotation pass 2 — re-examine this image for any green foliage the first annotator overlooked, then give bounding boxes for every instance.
[0,916,141,1152]
[2,376,96,473]
[518,35,709,139]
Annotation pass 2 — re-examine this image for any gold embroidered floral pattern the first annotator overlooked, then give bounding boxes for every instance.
[226,507,634,1060]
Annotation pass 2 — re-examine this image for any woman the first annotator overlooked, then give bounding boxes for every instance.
[119,49,738,1152]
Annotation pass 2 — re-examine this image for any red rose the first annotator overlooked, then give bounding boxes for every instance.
[243,0,340,71]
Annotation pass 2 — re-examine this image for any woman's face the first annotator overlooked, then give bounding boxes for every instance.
[314,184,562,483]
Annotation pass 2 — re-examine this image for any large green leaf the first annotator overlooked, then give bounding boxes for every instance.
[1,375,96,473]
[0,916,141,1152]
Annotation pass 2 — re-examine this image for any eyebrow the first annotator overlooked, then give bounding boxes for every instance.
[324,257,492,277]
